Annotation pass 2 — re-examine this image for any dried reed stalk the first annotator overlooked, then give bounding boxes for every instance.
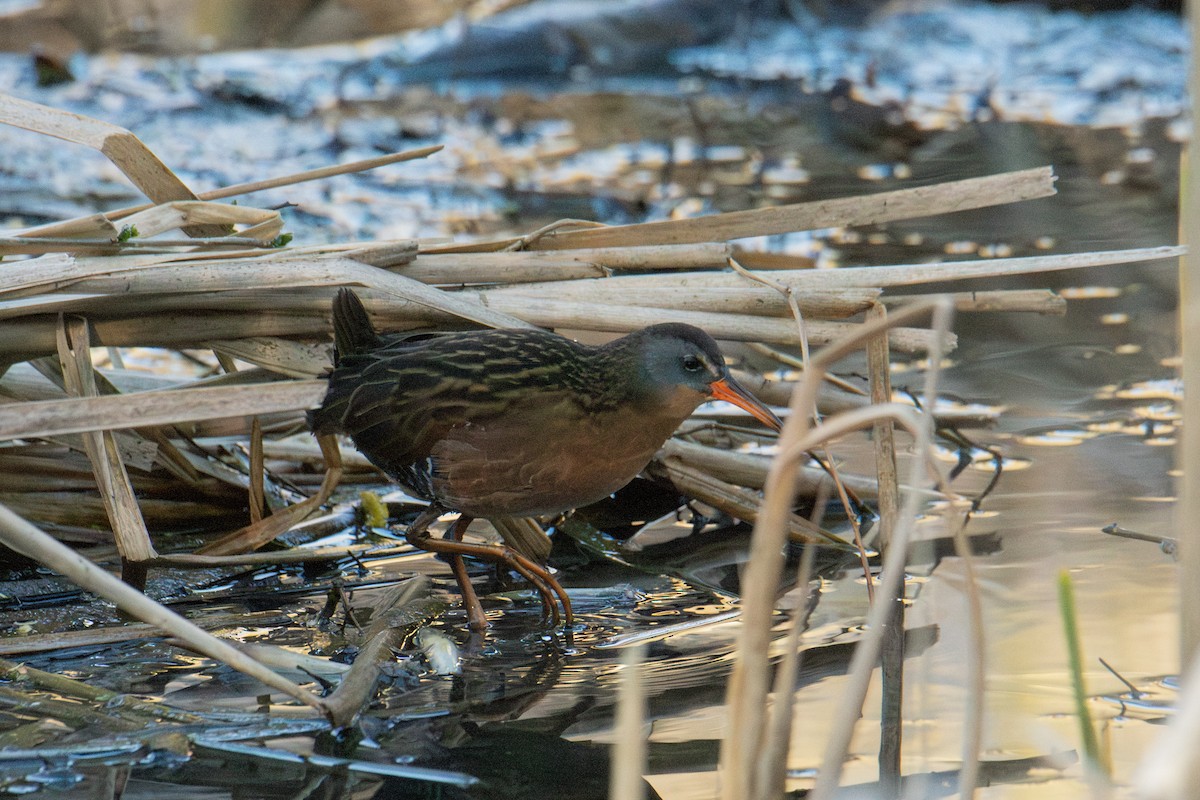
[1179,0,1200,732]
[867,303,904,795]
[109,145,445,219]
[153,543,410,569]
[413,243,734,282]
[610,644,648,800]
[0,92,227,237]
[476,295,947,353]
[720,301,950,800]
[883,288,1066,314]
[55,315,155,563]
[0,234,273,258]
[2,256,532,327]
[197,434,342,556]
[502,245,1181,294]
[755,543,817,800]
[527,167,1057,249]
[481,283,881,318]
[948,505,985,799]
[248,417,265,525]
[0,380,327,441]
[0,502,327,714]
[808,301,956,800]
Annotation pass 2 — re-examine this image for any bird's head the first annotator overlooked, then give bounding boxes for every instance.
[623,323,783,431]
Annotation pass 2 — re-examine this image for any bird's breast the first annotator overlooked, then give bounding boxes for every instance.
[427,406,684,518]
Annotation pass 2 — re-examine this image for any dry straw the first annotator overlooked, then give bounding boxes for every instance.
[0,93,1181,755]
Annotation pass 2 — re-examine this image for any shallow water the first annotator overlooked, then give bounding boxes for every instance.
[0,1,1187,797]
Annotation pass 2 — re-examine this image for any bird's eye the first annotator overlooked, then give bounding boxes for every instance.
[682,355,704,372]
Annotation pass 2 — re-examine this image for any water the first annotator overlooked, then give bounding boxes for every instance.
[0,1,1186,796]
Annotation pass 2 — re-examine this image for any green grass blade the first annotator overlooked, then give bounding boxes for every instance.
[1057,569,1107,777]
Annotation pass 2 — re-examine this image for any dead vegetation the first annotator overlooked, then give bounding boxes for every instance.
[0,92,1184,789]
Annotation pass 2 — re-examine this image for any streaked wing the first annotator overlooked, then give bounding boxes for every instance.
[310,329,591,476]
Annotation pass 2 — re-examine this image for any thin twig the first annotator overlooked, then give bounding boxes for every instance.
[102,145,445,221]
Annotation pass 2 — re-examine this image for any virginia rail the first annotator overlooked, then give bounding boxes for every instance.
[309,289,782,630]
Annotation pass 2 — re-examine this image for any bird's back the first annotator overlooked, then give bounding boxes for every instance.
[308,291,605,502]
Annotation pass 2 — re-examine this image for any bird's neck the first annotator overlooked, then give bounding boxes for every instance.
[588,339,708,423]
[586,338,653,409]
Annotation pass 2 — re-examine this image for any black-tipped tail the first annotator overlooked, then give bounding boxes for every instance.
[332,288,382,362]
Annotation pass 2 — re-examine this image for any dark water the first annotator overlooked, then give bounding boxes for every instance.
[0,1,1185,797]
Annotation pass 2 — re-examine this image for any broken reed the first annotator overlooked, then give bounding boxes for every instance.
[0,97,1180,772]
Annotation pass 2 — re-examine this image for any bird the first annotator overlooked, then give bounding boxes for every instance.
[308,288,783,631]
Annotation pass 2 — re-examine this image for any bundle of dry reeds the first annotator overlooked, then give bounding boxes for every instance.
[0,93,1182,732]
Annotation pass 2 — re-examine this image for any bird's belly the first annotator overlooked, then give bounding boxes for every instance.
[428,418,669,518]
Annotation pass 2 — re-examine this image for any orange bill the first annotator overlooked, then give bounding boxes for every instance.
[710,376,783,431]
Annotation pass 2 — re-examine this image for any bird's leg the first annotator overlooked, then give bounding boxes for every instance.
[496,551,573,628]
[404,509,573,628]
[496,554,559,622]
[404,506,572,628]
[404,503,446,540]
[448,516,489,632]
[438,539,569,627]
[403,504,487,629]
